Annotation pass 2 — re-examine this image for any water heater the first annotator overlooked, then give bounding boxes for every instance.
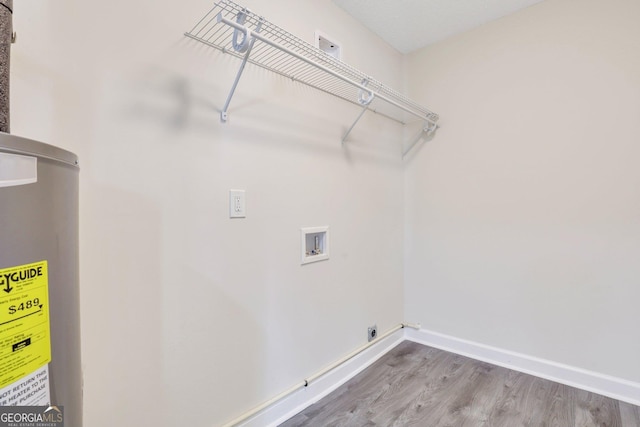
[0,133,81,426]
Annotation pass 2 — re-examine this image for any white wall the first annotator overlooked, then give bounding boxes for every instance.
[11,1,405,425]
[405,0,640,383]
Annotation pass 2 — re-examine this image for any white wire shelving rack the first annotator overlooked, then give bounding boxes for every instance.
[185,0,439,148]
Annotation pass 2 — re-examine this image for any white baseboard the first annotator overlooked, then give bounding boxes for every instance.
[405,327,640,406]
[234,327,640,426]
[239,329,405,427]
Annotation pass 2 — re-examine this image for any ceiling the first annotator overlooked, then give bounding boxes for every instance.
[332,0,546,54]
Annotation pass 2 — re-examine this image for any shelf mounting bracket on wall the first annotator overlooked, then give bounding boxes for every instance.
[220,10,264,122]
[185,0,440,150]
[403,121,439,158]
[341,78,375,144]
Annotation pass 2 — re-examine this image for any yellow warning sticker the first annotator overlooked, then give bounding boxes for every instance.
[0,261,51,390]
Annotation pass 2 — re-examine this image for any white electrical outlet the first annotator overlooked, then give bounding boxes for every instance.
[229,190,246,218]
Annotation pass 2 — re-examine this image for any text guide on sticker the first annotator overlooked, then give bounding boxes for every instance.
[0,261,51,390]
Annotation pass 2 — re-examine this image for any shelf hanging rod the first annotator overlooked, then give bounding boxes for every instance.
[216,13,438,126]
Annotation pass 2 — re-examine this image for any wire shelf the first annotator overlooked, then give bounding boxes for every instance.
[185,0,439,142]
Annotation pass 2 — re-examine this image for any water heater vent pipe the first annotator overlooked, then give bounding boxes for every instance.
[0,0,12,133]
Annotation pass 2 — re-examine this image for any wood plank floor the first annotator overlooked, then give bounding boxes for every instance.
[280,341,640,427]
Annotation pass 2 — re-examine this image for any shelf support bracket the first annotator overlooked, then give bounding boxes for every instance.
[342,79,374,144]
[341,104,369,145]
[402,121,439,158]
[219,11,263,122]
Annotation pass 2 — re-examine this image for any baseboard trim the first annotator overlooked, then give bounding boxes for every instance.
[237,327,640,426]
[405,327,640,406]
[239,329,405,427]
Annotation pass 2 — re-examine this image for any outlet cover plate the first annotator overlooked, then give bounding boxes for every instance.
[229,189,246,218]
[368,325,377,342]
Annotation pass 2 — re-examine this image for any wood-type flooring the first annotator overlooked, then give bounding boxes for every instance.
[280,341,640,426]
